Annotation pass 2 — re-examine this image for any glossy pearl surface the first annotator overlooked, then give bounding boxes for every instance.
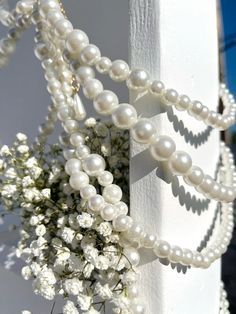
[112,104,137,129]
[149,135,176,161]
[103,184,122,204]
[168,151,192,175]
[131,119,156,144]
[82,154,106,176]
[94,90,119,115]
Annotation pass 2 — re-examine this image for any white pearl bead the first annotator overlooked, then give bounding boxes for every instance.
[63,149,75,160]
[207,111,218,126]
[123,247,140,266]
[115,201,128,216]
[188,100,203,119]
[149,80,165,96]
[163,89,178,104]
[80,184,97,200]
[199,106,210,120]
[210,182,221,199]
[70,133,85,147]
[125,224,144,241]
[127,284,139,298]
[112,104,137,129]
[0,38,16,55]
[66,29,89,54]
[142,234,157,248]
[197,175,214,195]
[192,252,204,268]
[76,145,91,160]
[168,151,192,175]
[94,90,119,115]
[131,119,156,144]
[57,105,73,121]
[184,166,204,186]
[181,248,193,265]
[73,94,86,121]
[109,60,130,82]
[75,66,95,84]
[103,184,122,204]
[39,0,59,18]
[82,154,106,177]
[113,215,133,232]
[46,9,63,26]
[169,245,183,263]
[127,69,150,91]
[54,18,73,38]
[63,119,79,134]
[149,135,176,161]
[153,240,171,258]
[88,195,105,212]
[96,57,112,74]
[79,44,101,65]
[83,79,103,100]
[175,95,191,111]
[131,303,145,314]
[65,158,82,175]
[98,171,114,186]
[69,171,89,190]
[224,187,235,202]
[101,204,117,221]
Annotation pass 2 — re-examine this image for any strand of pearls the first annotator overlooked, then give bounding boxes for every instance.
[219,282,230,314]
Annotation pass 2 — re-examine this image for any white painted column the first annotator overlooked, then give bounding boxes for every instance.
[129,1,220,313]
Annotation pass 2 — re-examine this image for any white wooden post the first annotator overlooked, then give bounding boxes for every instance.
[129,0,220,313]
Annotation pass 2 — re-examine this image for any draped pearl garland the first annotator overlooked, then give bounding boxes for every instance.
[0,0,235,313]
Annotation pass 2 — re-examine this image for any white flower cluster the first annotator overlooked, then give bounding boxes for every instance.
[0,123,141,313]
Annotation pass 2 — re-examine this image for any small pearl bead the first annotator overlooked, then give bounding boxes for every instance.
[142,234,157,248]
[79,44,101,65]
[175,95,191,111]
[210,182,221,199]
[70,133,85,147]
[192,252,204,268]
[98,171,114,186]
[149,135,176,161]
[88,195,105,212]
[66,29,89,54]
[168,151,192,175]
[224,187,235,202]
[76,145,91,160]
[188,100,203,119]
[82,154,106,176]
[123,247,140,266]
[131,119,156,144]
[94,90,119,115]
[126,224,144,241]
[101,204,117,221]
[169,246,183,263]
[83,78,103,100]
[127,285,139,298]
[199,106,209,120]
[65,158,82,175]
[39,0,59,18]
[57,105,73,121]
[115,201,128,216]
[103,184,122,204]
[96,57,112,74]
[149,80,165,96]
[69,171,89,190]
[197,175,214,195]
[181,248,193,265]
[46,9,63,26]
[113,215,133,232]
[80,184,97,200]
[112,104,137,129]
[207,111,218,126]
[109,59,130,82]
[131,303,145,314]
[127,69,150,92]
[54,18,73,38]
[63,149,75,160]
[153,240,171,258]
[163,89,178,104]
[63,119,79,134]
[75,66,95,84]
[184,166,204,186]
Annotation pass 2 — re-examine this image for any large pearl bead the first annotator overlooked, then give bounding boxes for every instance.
[109,60,130,82]
[127,69,150,92]
[75,66,95,84]
[82,154,106,176]
[112,104,137,129]
[79,44,101,65]
[168,151,192,175]
[115,201,128,216]
[98,171,113,186]
[113,215,133,232]
[131,119,156,144]
[80,184,97,200]
[153,240,171,258]
[123,247,140,266]
[94,90,119,115]
[39,0,59,18]
[70,133,85,147]
[76,145,91,160]
[103,184,122,204]
[142,234,157,248]
[184,165,204,186]
[197,175,214,195]
[149,80,165,96]
[188,100,203,119]
[175,95,191,111]
[65,158,82,175]
[63,119,79,134]
[169,245,183,263]
[181,248,193,265]
[163,89,178,104]
[83,79,103,100]
[127,284,139,298]
[46,9,63,26]
[130,303,145,314]
[101,204,117,221]
[66,29,89,54]
[69,171,89,190]
[149,135,176,161]
[54,19,73,39]
[96,57,112,74]
[88,195,105,212]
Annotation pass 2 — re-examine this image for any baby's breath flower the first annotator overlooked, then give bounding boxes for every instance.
[63,300,79,314]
